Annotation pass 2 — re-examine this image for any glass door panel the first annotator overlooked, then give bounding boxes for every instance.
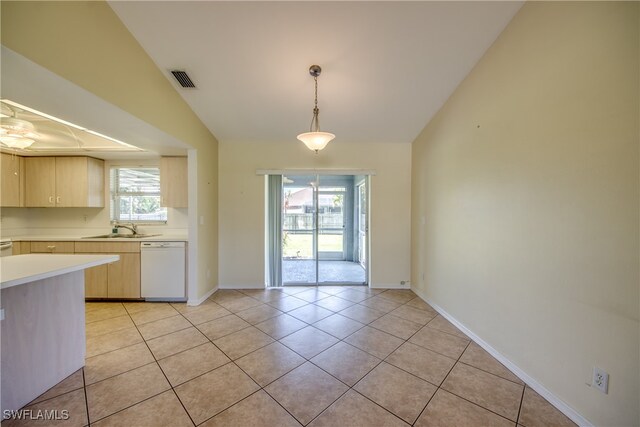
[357,180,368,270]
[318,175,366,285]
[282,175,317,284]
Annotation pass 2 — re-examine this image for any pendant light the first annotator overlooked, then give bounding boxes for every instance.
[297,65,335,153]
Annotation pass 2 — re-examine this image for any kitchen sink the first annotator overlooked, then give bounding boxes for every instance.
[82,233,161,239]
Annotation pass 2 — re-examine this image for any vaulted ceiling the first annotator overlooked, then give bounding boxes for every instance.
[110,1,522,145]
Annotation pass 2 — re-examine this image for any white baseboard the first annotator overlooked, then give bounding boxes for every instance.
[218,284,266,290]
[414,290,592,427]
[370,283,412,290]
[187,286,217,306]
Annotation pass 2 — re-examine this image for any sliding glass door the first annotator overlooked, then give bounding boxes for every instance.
[278,174,368,286]
[281,175,317,284]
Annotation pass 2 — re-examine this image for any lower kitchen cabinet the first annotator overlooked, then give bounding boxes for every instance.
[85,264,108,298]
[75,242,141,299]
[107,253,140,298]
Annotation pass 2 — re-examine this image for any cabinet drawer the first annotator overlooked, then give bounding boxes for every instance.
[74,242,140,253]
[30,241,75,253]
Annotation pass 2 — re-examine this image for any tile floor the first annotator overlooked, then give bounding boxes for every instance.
[3,287,578,427]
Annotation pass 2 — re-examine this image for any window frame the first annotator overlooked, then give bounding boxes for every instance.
[109,166,168,224]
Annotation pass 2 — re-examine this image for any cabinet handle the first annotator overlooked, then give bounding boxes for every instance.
[49,196,54,204]
[56,196,61,204]
[47,245,56,250]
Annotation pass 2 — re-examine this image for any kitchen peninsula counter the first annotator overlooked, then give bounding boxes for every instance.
[1,254,118,414]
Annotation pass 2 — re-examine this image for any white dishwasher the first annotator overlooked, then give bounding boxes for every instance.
[141,241,186,300]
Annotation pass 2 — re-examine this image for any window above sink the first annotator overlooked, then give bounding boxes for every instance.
[110,166,167,223]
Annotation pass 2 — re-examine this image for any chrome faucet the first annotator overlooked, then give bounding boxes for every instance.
[115,223,138,235]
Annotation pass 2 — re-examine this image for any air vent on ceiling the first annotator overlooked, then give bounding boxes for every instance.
[170,70,196,88]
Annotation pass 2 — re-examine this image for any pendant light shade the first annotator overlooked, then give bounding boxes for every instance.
[297,65,334,153]
[296,131,335,152]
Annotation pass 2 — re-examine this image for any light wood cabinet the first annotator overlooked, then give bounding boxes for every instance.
[11,241,30,255]
[24,157,56,207]
[75,241,140,299]
[84,265,108,298]
[160,156,188,208]
[25,156,104,207]
[1,152,24,207]
[30,241,75,254]
[106,253,140,298]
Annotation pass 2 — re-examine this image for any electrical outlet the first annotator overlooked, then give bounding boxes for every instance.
[592,367,609,394]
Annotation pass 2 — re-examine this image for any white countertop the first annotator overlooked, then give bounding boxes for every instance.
[1,254,119,289]
[8,235,188,242]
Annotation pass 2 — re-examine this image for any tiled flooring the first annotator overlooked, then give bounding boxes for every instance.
[4,287,577,427]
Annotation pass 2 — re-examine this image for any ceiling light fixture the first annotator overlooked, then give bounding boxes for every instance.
[297,65,335,153]
[0,117,38,149]
[1,99,142,151]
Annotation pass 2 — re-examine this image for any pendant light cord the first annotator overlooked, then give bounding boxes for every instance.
[310,75,320,132]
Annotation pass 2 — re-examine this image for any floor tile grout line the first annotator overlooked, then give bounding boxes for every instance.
[409,339,472,426]
[432,335,527,424]
[82,369,91,427]
[129,304,198,427]
[433,387,520,424]
[322,343,388,389]
[260,383,318,426]
[311,320,368,341]
[138,323,194,342]
[350,387,419,426]
[85,360,159,388]
[25,383,86,408]
[85,311,130,324]
[455,359,525,386]
[197,388,294,427]
[85,337,148,360]
[84,331,183,422]
[516,382,527,424]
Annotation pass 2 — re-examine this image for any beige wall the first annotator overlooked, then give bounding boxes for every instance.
[411,2,639,426]
[1,1,218,300]
[219,141,411,288]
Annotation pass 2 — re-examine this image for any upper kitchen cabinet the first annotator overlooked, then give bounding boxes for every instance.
[0,152,24,207]
[160,156,188,208]
[25,156,104,207]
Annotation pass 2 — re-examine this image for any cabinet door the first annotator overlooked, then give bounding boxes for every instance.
[86,157,105,207]
[25,157,56,207]
[107,253,141,298]
[160,157,188,208]
[85,265,108,298]
[1,153,21,207]
[55,157,88,207]
[30,241,75,253]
